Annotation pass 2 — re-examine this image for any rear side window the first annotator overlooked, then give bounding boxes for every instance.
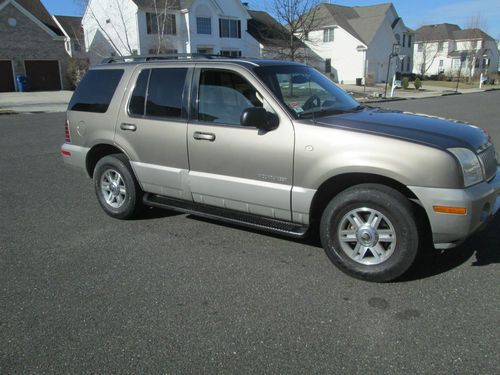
[129,69,150,116]
[69,69,123,113]
[146,68,187,119]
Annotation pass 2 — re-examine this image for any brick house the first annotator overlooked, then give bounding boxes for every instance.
[0,0,70,92]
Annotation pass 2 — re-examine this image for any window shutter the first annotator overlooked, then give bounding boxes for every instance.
[237,20,241,38]
[172,14,176,35]
[219,19,222,37]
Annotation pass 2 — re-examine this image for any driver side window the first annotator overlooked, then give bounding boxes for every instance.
[277,73,333,114]
[198,69,264,125]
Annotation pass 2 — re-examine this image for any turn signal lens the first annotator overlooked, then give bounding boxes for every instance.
[433,206,467,215]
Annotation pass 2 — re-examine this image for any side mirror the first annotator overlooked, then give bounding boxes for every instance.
[240,107,279,132]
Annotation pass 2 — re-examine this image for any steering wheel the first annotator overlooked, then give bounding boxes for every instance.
[303,94,321,111]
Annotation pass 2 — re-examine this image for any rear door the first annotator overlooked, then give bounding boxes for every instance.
[186,65,295,221]
[0,60,15,92]
[115,65,192,200]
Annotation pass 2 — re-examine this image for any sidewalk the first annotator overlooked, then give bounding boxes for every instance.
[0,91,73,113]
[340,83,488,102]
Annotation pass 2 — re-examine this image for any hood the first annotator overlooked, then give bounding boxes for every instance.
[315,108,488,152]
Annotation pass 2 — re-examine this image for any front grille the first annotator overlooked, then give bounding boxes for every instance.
[478,146,498,181]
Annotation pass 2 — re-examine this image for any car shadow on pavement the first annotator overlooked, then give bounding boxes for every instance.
[188,213,499,282]
[132,207,183,220]
[399,214,500,282]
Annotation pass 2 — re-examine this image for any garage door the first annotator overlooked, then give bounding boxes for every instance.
[25,60,61,91]
[0,60,15,92]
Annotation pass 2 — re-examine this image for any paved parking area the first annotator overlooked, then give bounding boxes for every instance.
[0,92,499,374]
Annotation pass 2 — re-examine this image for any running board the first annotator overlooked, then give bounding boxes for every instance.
[143,193,309,238]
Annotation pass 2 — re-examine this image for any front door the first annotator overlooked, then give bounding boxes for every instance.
[187,66,294,221]
[115,66,192,200]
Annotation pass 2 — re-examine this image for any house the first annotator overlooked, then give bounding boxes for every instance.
[301,2,414,84]
[0,0,70,92]
[53,15,85,59]
[413,23,499,78]
[82,0,261,64]
[246,9,323,71]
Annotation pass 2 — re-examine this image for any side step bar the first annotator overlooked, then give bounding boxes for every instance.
[143,193,309,238]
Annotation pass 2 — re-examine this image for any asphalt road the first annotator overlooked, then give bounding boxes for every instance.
[1,91,499,374]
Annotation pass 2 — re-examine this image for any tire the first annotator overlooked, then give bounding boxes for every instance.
[319,184,419,282]
[93,154,143,219]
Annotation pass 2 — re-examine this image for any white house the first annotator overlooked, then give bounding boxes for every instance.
[246,9,324,71]
[302,3,414,84]
[82,0,260,64]
[413,23,499,78]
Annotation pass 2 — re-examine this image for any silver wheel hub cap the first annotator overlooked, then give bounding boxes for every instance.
[100,169,127,209]
[338,207,397,265]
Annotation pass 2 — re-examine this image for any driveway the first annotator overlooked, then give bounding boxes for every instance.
[0,91,72,114]
[0,92,499,374]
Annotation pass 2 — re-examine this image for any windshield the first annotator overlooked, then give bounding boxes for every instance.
[254,65,360,119]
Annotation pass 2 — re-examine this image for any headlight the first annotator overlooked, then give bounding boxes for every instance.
[448,148,483,187]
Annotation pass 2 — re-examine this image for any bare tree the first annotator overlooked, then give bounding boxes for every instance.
[462,14,488,81]
[268,0,321,61]
[76,0,176,58]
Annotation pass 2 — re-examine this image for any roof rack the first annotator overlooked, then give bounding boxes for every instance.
[101,53,239,64]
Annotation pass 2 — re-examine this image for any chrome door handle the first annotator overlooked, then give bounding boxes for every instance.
[193,131,216,142]
[120,123,137,131]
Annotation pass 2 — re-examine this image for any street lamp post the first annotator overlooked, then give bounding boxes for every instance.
[479,51,489,89]
[356,45,368,93]
[384,43,400,98]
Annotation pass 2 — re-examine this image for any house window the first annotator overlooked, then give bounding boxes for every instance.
[220,50,242,57]
[438,42,443,52]
[439,59,444,67]
[147,13,176,35]
[197,17,211,34]
[417,43,423,52]
[475,58,480,68]
[406,57,410,72]
[323,28,334,43]
[402,34,406,47]
[408,35,412,47]
[471,40,478,50]
[325,58,331,73]
[219,19,241,38]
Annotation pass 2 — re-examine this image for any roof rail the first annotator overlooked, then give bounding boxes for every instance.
[101,53,238,64]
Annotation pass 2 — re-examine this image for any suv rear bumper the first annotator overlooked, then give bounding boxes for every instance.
[409,167,500,248]
[61,144,89,172]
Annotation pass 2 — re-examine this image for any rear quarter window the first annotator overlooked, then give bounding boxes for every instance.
[69,69,124,113]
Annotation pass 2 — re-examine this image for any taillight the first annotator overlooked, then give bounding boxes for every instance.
[65,120,71,143]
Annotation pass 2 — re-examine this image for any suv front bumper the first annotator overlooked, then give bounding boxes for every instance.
[409,167,500,249]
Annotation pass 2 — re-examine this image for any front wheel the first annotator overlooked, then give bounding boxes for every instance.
[320,184,419,282]
[93,154,143,219]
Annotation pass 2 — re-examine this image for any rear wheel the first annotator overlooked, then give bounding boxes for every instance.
[320,184,419,282]
[93,154,143,219]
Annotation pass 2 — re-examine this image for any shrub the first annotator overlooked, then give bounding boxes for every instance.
[66,58,90,90]
[402,77,409,89]
[414,77,422,90]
